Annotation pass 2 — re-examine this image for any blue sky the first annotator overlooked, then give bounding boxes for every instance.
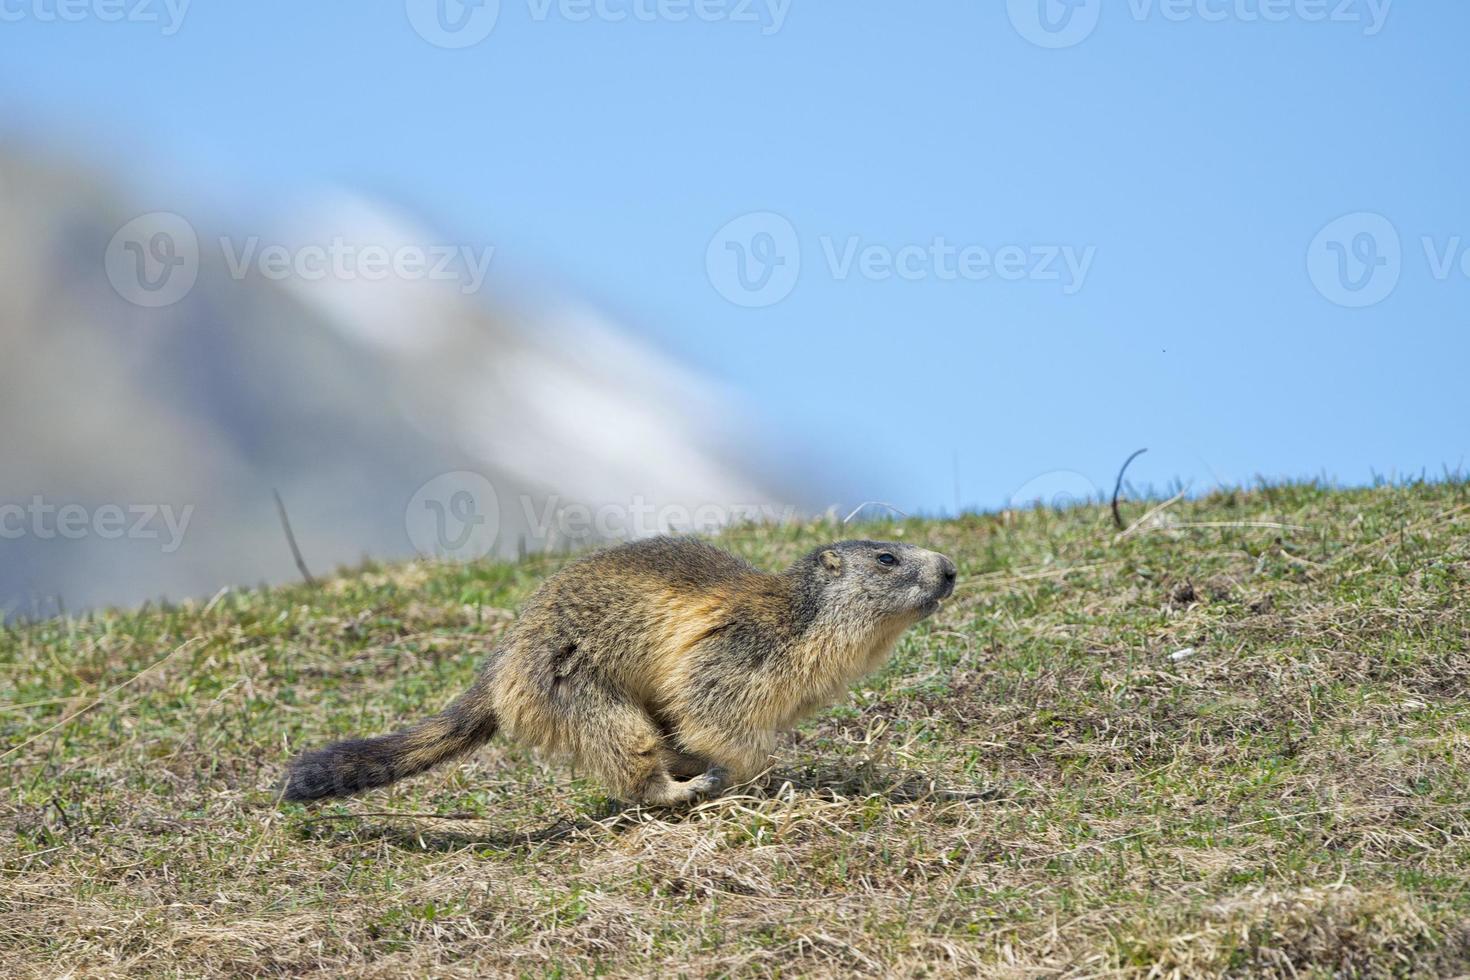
[4,0,1467,513]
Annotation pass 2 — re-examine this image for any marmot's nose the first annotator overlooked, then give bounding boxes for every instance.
[939,556,957,589]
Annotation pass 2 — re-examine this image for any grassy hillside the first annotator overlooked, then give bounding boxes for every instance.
[4,483,1469,977]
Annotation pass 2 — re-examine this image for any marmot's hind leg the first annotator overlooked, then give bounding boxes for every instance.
[660,747,712,778]
[567,680,725,805]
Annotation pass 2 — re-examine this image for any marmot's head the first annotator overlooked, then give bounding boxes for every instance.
[799,540,957,624]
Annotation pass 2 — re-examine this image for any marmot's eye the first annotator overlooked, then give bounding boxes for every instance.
[876,552,898,567]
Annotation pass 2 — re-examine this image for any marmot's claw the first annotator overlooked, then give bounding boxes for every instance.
[686,766,729,798]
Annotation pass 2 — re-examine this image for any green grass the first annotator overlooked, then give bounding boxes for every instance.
[3,482,1470,976]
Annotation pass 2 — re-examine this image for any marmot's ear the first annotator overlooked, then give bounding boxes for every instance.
[819,550,842,574]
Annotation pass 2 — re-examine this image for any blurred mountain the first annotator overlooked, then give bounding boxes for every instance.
[0,148,817,617]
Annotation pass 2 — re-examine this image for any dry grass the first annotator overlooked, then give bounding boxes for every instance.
[3,482,1470,977]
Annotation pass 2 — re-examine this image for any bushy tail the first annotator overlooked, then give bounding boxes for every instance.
[281,675,499,802]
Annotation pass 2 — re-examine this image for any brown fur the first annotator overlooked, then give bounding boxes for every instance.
[281,537,956,805]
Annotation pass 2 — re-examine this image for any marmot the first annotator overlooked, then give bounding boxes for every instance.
[282,537,957,805]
